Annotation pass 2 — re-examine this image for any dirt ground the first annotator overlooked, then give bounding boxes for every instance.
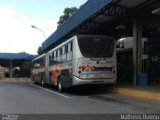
[0,77,31,82]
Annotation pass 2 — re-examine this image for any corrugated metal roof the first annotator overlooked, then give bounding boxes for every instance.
[41,0,149,51]
[0,52,37,60]
[42,0,112,51]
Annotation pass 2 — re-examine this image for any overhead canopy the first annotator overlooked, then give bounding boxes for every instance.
[42,0,159,52]
[42,0,113,51]
[0,52,37,67]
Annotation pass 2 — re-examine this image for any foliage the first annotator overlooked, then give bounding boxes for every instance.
[57,7,78,28]
[13,68,20,77]
[37,46,43,55]
[37,7,78,54]
[20,61,31,77]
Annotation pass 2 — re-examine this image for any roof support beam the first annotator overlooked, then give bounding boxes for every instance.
[103,5,128,17]
[133,19,142,86]
[75,21,101,34]
[143,16,160,34]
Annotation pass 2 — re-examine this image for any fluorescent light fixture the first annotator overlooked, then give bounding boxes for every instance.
[152,8,160,15]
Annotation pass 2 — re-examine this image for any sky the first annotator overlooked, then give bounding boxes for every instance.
[0,0,87,55]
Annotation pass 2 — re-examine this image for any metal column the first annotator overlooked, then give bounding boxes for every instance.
[133,19,142,86]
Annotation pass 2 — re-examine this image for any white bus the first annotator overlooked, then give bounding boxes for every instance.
[116,37,148,84]
[32,35,117,92]
[32,54,45,85]
[116,37,148,52]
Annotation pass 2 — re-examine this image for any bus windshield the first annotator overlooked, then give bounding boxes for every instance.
[78,36,115,58]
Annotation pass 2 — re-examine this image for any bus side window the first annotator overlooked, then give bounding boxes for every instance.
[56,50,58,61]
[40,58,42,66]
[62,46,67,62]
[57,49,62,62]
[53,51,57,63]
[40,58,42,67]
[68,42,72,52]
[67,42,72,61]
[33,61,36,68]
[42,57,45,67]
[49,53,52,65]
[35,60,40,68]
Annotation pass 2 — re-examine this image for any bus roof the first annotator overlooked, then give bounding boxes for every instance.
[32,54,45,62]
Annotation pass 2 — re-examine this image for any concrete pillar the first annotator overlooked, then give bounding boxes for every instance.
[133,19,142,86]
[9,59,13,78]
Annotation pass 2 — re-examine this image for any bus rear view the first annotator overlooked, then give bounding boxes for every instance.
[32,35,117,92]
[73,35,117,86]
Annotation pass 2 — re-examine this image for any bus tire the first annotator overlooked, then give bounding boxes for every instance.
[58,77,65,92]
[41,75,47,87]
[41,79,46,87]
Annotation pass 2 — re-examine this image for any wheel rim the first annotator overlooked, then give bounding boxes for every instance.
[42,80,44,86]
[58,81,62,91]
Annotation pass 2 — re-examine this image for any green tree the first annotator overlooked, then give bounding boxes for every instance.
[37,7,78,55]
[37,46,43,55]
[21,61,31,77]
[57,7,78,28]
